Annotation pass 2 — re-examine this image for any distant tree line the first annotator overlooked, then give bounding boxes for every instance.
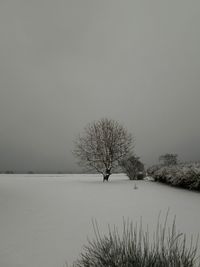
[159,153,178,166]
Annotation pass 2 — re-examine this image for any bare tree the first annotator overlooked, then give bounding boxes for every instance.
[73,118,134,181]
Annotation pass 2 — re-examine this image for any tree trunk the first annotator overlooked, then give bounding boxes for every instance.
[103,169,111,182]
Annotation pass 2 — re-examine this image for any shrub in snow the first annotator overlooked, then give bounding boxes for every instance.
[71,215,199,267]
[120,156,145,180]
[147,162,200,191]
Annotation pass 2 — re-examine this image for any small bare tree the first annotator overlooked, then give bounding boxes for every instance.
[73,118,134,181]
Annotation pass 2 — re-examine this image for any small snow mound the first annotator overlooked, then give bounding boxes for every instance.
[144,176,155,182]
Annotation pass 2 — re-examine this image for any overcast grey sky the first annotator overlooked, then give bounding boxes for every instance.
[0,0,200,173]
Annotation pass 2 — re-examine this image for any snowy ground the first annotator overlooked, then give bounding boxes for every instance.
[0,174,200,267]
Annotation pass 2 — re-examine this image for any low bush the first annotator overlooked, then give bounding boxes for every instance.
[120,156,145,180]
[147,162,200,191]
[70,214,199,267]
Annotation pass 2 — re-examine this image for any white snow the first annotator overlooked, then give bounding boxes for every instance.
[0,174,200,267]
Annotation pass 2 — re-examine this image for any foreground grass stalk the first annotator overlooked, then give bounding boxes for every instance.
[70,214,199,267]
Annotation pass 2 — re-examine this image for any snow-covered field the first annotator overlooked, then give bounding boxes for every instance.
[0,174,200,267]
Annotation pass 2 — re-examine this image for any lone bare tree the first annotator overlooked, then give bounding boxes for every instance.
[73,118,134,181]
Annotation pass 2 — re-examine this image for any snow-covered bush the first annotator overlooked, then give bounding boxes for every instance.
[71,216,199,267]
[147,162,200,191]
[120,156,145,180]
